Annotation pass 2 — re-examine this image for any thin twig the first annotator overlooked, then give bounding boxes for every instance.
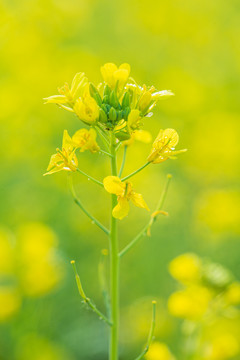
[133,301,157,360]
[68,175,110,235]
[71,260,112,326]
[77,168,103,187]
[119,174,172,257]
[121,162,150,182]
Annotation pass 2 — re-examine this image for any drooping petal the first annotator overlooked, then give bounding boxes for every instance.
[130,191,150,211]
[43,95,67,104]
[134,130,152,144]
[62,130,74,151]
[112,197,130,220]
[103,176,125,196]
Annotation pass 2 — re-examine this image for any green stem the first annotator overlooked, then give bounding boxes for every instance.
[118,146,127,177]
[121,162,150,182]
[68,175,109,235]
[77,168,103,187]
[119,174,172,258]
[109,132,119,360]
[99,149,114,158]
[133,301,156,360]
[71,260,112,326]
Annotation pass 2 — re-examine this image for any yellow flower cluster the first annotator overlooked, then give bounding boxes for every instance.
[168,253,240,360]
[0,224,63,322]
[44,128,99,176]
[44,63,186,220]
[44,62,176,141]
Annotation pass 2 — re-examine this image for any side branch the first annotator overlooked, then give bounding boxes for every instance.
[71,260,112,326]
[133,301,157,360]
[68,175,110,236]
[121,162,150,182]
[119,174,172,258]
[77,168,104,187]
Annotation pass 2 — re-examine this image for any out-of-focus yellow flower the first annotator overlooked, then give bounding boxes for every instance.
[0,287,21,321]
[44,130,78,176]
[103,176,149,219]
[44,72,88,111]
[205,334,239,360]
[16,333,72,360]
[74,94,99,125]
[0,228,14,274]
[17,223,63,297]
[224,283,240,305]
[71,128,100,153]
[122,130,152,146]
[20,261,62,297]
[101,62,130,89]
[168,285,212,320]
[145,342,175,360]
[17,223,58,260]
[169,253,202,284]
[148,128,186,164]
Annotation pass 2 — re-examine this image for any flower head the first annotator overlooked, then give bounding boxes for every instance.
[148,128,187,164]
[44,72,88,111]
[44,130,78,176]
[169,253,202,284]
[74,94,100,125]
[71,128,100,153]
[103,176,149,219]
[101,62,130,89]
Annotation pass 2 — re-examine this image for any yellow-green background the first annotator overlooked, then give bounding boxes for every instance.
[0,0,240,359]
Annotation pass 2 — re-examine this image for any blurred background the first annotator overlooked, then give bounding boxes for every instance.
[0,0,240,359]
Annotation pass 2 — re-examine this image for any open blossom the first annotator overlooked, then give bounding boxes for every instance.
[71,128,100,153]
[148,128,187,164]
[74,94,99,125]
[101,62,131,89]
[44,72,88,111]
[44,130,78,176]
[103,176,149,220]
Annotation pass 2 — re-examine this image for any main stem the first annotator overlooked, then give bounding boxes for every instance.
[109,132,119,360]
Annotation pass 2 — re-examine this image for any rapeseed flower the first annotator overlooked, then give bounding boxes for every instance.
[44,130,78,176]
[169,253,202,284]
[74,93,100,125]
[71,128,100,153]
[101,62,130,89]
[168,285,212,320]
[44,72,88,111]
[145,342,176,360]
[148,128,187,163]
[103,176,149,219]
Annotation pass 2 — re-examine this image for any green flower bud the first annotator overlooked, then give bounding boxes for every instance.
[121,91,130,109]
[103,84,111,97]
[89,83,102,106]
[115,131,131,141]
[110,90,119,108]
[103,95,109,104]
[99,108,108,123]
[109,107,117,121]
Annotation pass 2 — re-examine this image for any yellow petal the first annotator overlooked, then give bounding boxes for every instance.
[128,109,141,128]
[112,197,129,220]
[62,130,73,151]
[130,191,150,211]
[134,130,152,143]
[43,95,67,104]
[163,128,179,147]
[103,176,125,196]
